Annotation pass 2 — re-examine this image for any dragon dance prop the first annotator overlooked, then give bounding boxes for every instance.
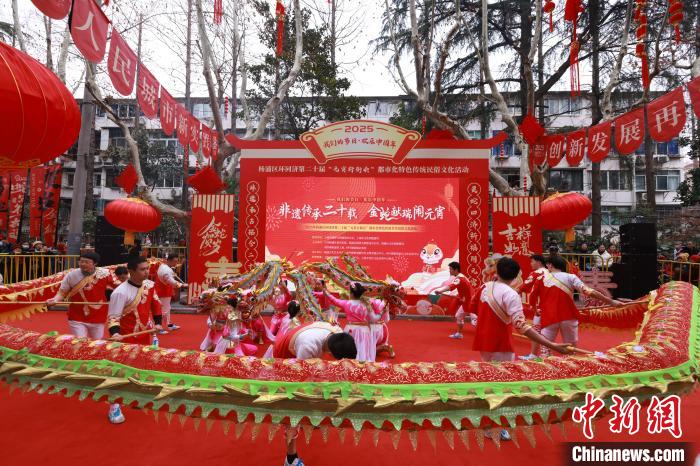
[0,280,697,449]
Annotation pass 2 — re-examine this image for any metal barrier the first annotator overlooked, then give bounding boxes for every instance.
[659,260,700,287]
[559,253,620,272]
[0,254,80,285]
[143,246,188,260]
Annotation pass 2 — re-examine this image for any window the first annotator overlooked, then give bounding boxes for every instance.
[602,206,632,226]
[93,173,102,187]
[507,100,522,116]
[600,170,631,190]
[156,173,182,188]
[495,169,521,189]
[64,173,74,187]
[570,97,584,115]
[548,169,583,191]
[193,103,213,119]
[656,170,680,191]
[368,101,388,116]
[635,170,681,191]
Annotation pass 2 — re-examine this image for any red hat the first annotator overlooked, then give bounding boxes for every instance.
[691,254,700,263]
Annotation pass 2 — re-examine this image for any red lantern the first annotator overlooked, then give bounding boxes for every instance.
[543,0,555,32]
[668,0,683,43]
[104,198,162,245]
[0,42,80,170]
[539,192,592,242]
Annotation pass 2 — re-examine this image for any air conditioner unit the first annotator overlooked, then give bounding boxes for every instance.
[640,192,648,201]
[654,155,669,164]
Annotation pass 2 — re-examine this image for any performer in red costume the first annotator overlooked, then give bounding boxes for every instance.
[154,253,187,334]
[106,257,163,424]
[517,254,547,359]
[428,261,473,339]
[273,322,356,466]
[473,257,571,442]
[532,255,622,351]
[47,251,118,339]
[269,281,292,336]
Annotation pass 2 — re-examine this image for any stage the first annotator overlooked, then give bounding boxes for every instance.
[1,311,697,466]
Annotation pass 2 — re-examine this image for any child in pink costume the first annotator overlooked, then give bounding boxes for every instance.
[324,283,389,362]
[269,283,292,336]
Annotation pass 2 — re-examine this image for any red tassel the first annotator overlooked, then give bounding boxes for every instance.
[675,25,681,43]
[549,13,554,32]
[276,0,286,57]
[569,23,580,97]
[641,53,650,90]
[214,0,223,24]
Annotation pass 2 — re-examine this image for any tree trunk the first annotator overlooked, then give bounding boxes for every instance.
[590,0,602,237]
[182,0,193,212]
[643,111,656,210]
[11,0,26,53]
[84,129,95,213]
[67,62,96,255]
[44,17,53,71]
[134,14,143,131]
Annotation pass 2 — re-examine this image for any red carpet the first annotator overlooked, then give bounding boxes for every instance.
[1,311,698,466]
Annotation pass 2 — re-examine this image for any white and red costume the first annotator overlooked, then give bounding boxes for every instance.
[269,286,292,336]
[324,293,388,363]
[155,262,181,323]
[57,268,118,339]
[531,271,590,344]
[472,281,532,361]
[107,280,162,345]
[438,273,473,324]
[199,305,229,351]
[272,321,342,359]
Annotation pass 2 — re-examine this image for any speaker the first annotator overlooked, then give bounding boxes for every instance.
[95,216,126,266]
[613,254,659,299]
[620,223,657,255]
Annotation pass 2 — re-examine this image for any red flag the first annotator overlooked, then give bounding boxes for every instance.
[614,107,645,155]
[544,134,565,168]
[519,113,545,145]
[0,174,10,234]
[647,87,686,142]
[687,76,700,119]
[530,142,546,168]
[70,0,110,63]
[587,121,612,162]
[159,88,177,136]
[276,0,285,56]
[41,165,62,247]
[201,126,212,158]
[30,0,71,19]
[189,115,201,153]
[107,30,138,95]
[211,131,219,160]
[29,166,47,239]
[566,129,586,167]
[7,170,27,244]
[177,106,190,147]
[137,63,160,119]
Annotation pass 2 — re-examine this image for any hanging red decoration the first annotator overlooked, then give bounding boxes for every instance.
[0,42,80,170]
[224,95,229,117]
[565,129,586,167]
[30,0,71,19]
[587,121,612,162]
[540,192,592,242]
[543,0,556,32]
[544,133,566,168]
[647,86,686,142]
[687,76,700,118]
[634,0,650,90]
[531,142,546,166]
[668,0,683,43]
[188,166,226,194]
[276,0,286,57]
[116,164,138,194]
[214,0,223,24]
[519,113,545,145]
[564,0,583,97]
[104,197,162,245]
[70,0,110,63]
[614,107,645,155]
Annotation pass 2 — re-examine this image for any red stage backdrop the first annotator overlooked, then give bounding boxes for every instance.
[492,196,542,277]
[29,166,46,239]
[42,165,63,247]
[235,120,500,289]
[188,194,239,303]
[8,170,27,244]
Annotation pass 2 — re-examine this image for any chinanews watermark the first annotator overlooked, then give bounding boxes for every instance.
[564,393,695,465]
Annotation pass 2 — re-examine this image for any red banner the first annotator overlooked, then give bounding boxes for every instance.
[29,167,47,239]
[0,174,10,234]
[188,194,237,303]
[137,63,160,119]
[587,121,612,162]
[31,0,71,19]
[566,129,586,166]
[189,115,201,153]
[201,126,212,158]
[647,87,686,142]
[42,165,63,247]
[8,170,28,244]
[211,131,219,160]
[492,196,542,278]
[177,105,189,147]
[688,76,700,119]
[159,88,177,136]
[544,133,565,168]
[70,0,110,63]
[107,29,138,96]
[614,107,645,155]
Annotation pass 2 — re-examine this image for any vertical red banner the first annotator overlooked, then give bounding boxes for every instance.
[42,165,63,247]
[29,166,47,239]
[492,196,542,278]
[188,194,238,303]
[8,170,28,244]
[0,174,10,234]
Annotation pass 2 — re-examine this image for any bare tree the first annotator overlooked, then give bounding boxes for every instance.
[11,0,27,53]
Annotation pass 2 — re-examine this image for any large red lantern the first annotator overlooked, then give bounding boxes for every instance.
[0,42,81,170]
[540,192,592,242]
[104,198,162,245]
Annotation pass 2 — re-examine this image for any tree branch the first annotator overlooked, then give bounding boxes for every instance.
[601,0,632,121]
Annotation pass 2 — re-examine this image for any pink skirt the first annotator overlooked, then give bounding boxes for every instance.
[344,322,387,362]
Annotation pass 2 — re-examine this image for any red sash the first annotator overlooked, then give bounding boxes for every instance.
[273,324,306,358]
